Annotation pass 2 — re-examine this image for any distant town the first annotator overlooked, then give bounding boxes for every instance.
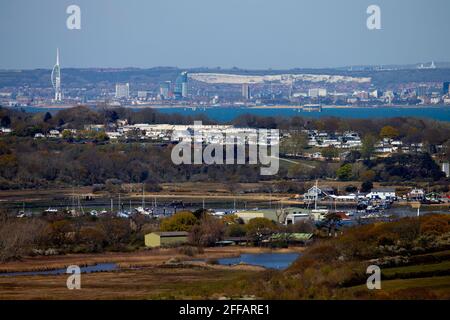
[1,50,450,301]
[1,50,450,110]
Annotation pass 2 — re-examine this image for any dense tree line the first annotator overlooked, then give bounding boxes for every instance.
[0,107,448,189]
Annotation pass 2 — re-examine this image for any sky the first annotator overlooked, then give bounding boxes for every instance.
[0,0,449,70]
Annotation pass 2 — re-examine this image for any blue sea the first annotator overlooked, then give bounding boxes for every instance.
[16,105,450,122]
[157,106,450,122]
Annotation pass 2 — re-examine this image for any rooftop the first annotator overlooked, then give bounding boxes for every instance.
[152,231,189,237]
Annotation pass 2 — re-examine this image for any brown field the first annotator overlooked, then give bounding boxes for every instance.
[0,247,303,300]
[0,266,261,300]
[0,247,303,272]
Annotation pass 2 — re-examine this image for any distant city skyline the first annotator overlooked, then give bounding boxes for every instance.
[1,0,449,70]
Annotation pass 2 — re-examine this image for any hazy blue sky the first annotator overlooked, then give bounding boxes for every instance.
[0,0,449,69]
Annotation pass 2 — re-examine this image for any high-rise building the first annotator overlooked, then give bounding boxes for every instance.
[51,48,62,102]
[416,85,427,97]
[443,82,450,95]
[242,84,250,100]
[174,72,188,99]
[137,91,148,100]
[442,162,450,178]
[308,88,327,98]
[115,83,130,99]
[160,81,172,99]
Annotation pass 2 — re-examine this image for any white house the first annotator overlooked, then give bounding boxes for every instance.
[47,130,61,138]
[106,132,123,140]
[366,188,396,200]
[34,133,45,139]
[407,188,425,201]
[303,186,335,201]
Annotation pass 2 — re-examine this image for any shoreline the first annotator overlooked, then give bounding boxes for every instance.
[0,247,305,274]
[19,104,450,110]
[130,104,450,110]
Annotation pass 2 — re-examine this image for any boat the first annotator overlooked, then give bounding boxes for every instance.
[134,206,152,215]
[117,211,130,218]
[311,208,329,221]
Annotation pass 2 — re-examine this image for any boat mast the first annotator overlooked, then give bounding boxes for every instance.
[314,179,318,210]
[142,184,145,208]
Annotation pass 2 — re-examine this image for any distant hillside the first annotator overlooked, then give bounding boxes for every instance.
[1,67,450,89]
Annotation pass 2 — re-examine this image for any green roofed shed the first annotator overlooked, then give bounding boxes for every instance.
[145,231,188,248]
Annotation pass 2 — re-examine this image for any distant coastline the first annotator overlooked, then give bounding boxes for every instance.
[130,104,450,110]
[9,103,450,110]
[6,104,450,122]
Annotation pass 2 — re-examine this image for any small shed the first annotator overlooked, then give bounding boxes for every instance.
[144,231,188,248]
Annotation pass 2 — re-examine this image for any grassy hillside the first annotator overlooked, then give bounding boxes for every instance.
[230,214,450,299]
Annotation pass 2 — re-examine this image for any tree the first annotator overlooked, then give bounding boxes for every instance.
[319,212,342,237]
[321,146,338,160]
[0,154,18,180]
[1,115,11,128]
[336,163,353,181]
[188,216,225,246]
[226,223,247,237]
[0,215,47,262]
[380,126,399,140]
[43,112,52,123]
[160,211,198,232]
[280,132,308,155]
[246,218,278,243]
[360,169,376,182]
[361,181,373,193]
[94,131,109,142]
[99,218,131,249]
[361,134,377,160]
[62,129,74,140]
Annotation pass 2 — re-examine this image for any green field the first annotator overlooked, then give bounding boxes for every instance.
[382,261,450,279]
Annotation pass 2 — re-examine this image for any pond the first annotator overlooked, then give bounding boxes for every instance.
[0,263,118,277]
[217,252,300,270]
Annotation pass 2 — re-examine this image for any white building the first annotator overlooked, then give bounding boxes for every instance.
[137,91,148,100]
[366,188,396,200]
[106,132,123,140]
[284,210,311,225]
[308,88,327,98]
[115,83,130,99]
[442,162,450,178]
[34,133,45,139]
[47,130,61,138]
[407,188,425,201]
[303,186,334,201]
